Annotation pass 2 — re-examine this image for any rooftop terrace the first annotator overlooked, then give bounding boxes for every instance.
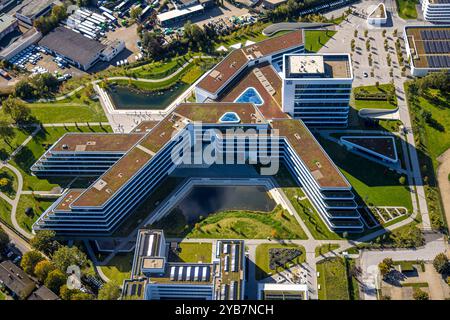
[285,54,352,79]
[197,31,303,95]
[52,133,144,152]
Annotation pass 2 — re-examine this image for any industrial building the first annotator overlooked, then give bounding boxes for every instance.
[15,0,56,26]
[0,13,17,41]
[38,27,124,70]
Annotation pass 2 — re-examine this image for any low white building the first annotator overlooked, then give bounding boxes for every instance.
[367,3,387,26]
[257,283,309,300]
[281,53,353,127]
[420,0,450,22]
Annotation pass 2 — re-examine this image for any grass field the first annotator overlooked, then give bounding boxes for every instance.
[317,257,350,300]
[305,30,337,53]
[255,243,306,280]
[0,127,35,160]
[317,137,413,212]
[407,86,449,231]
[127,55,193,79]
[99,253,133,284]
[315,244,340,257]
[16,194,55,232]
[152,205,308,240]
[396,0,418,19]
[0,197,12,226]
[27,102,107,123]
[10,125,111,191]
[352,83,398,110]
[0,167,18,199]
[169,243,212,263]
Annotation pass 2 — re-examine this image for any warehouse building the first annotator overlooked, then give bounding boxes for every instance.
[38,27,124,71]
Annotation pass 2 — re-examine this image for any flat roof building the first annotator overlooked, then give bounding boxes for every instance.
[0,13,18,41]
[15,0,56,26]
[404,25,450,76]
[157,4,204,27]
[257,283,309,300]
[38,27,124,71]
[282,53,353,127]
[122,230,245,300]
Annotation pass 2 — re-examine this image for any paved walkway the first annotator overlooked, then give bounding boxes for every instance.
[359,233,447,300]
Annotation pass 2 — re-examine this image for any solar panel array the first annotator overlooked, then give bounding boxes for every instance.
[426,55,450,68]
[424,41,450,54]
[420,29,450,40]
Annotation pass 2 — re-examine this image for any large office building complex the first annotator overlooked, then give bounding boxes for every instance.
[420,0,450,22]
[404,25,450,76]
[281,53,353,127]
[122,229,245,300]
[31,31,362,238]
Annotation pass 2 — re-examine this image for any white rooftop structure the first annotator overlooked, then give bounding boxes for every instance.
[288,55,325,75]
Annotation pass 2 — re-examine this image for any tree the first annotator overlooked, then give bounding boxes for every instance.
[31,230,59,256]
[60,285,92,300]
[433,253,449,274]
[45,269,67,293]
[0,227,9,251]
[20,250,44,275]
[34,260,56,283]
[413,288,429,300]
[52,246,88,273]
[399,176,406,185]
[15,80,35,99]
[0,177,9,188]
[141,32,164,59]
[130,6,143,20]
[378,261,391,278]
[1,97,31,123]
[98,281,121,300]
[71,292,93,300]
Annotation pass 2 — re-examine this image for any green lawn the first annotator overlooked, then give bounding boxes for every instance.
[255,243,306,280]
[0,290,7,300]
[315,244,340,257]
[317,257,350,300]
[169,243,212,263]
[99,253,133,285]
[352,83,398,110]
[0,197,12,226]
[10,125,111,191]
[406,86,449,230]
[396,0,418,19]
[0,167,18,199]
[305,30,337,53]
[27,102,107,123]
[16,194,55,232]
[0,127,35,160]
[317,137,413,212]
[152,205,308,240]
[213,22,271,49]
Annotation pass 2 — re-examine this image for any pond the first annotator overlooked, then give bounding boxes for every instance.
[107,83,189,110]
[171,185,276,224]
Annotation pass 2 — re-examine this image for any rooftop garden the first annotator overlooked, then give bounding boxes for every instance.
[169,243,212,264]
